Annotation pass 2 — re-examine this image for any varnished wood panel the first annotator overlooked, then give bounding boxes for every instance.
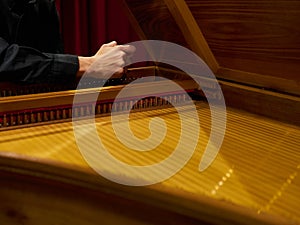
[123,0,188,48]
[219,79,300,126]
[186,0,300,94]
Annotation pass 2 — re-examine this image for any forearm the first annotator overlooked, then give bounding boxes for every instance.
[0,37,78,83]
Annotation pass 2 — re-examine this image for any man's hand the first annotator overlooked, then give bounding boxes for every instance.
[77,41,135,79]
[95,41,117,56]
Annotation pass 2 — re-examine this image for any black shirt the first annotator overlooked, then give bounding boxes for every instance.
[0,0,79,83]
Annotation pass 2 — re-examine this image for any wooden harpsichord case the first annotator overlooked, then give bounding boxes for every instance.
[0,0,300,225]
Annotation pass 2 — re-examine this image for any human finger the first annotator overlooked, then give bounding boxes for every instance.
[103,41,117,47]
[117,45,136,54]
[96,41,118,56]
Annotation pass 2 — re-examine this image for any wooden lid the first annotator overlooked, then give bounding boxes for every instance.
[122,0,300,96]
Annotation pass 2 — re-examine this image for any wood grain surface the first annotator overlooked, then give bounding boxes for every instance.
[186,0,300,93]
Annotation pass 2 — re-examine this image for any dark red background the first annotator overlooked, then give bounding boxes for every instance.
[55,0,139,56]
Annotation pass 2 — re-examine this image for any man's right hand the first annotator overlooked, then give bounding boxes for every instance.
[77,41,135,79]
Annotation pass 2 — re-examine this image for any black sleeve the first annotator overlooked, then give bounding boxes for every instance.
[0,37,79,84]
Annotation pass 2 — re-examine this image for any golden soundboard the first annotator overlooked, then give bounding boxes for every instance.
[1,0,300,224]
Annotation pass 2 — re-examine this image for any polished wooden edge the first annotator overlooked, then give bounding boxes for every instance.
[0,66,198,112]
[0,81,197,113]
[0,152,295,225]
[217,67,300,97]
[218,80,300,126]
[163,0,219,73]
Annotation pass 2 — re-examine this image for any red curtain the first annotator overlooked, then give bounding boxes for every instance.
[55,0,139,56]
